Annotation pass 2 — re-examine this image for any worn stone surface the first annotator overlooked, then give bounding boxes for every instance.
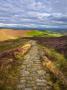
[17,41,52,90]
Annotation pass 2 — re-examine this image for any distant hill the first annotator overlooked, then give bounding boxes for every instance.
[0,29,63,41]
[48,29,67,35]
[0,29,30,41]
[26,30,63,37]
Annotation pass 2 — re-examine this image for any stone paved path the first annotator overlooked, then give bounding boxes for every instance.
[17,41,52,90]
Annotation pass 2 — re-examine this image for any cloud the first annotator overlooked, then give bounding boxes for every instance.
[0,0,67,29]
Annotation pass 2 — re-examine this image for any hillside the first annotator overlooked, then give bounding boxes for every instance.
[0,29,63,41]
[0,29,67,89]
[25,36,67,57]
[0,39,67,90]
[0,29,30,41]
[26,30,63,37]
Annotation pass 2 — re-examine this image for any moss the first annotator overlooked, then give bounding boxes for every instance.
[53,81,61,90]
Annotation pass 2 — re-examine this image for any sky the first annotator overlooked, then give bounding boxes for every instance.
[0,0,67,29]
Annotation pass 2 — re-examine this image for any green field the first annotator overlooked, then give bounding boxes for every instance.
[27,30,63,37]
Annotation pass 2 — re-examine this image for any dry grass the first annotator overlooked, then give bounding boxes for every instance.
[0,29,31,41]
[0,42,31,90]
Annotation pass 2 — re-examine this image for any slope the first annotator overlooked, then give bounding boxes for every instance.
[0,29,30,41]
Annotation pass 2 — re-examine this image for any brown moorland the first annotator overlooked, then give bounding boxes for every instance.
[0,29,30,41]
[24,36,67,57]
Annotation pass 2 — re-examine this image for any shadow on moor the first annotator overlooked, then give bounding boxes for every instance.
[23,36,67,58]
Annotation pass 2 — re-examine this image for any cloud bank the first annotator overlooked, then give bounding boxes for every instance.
[0,0,67,29]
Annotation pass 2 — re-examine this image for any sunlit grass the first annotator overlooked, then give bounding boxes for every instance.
[40,45,67,90]
[27,30,63,37]
[0,38,28,52]
[43,46,67,76]
[43,47,66,65]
